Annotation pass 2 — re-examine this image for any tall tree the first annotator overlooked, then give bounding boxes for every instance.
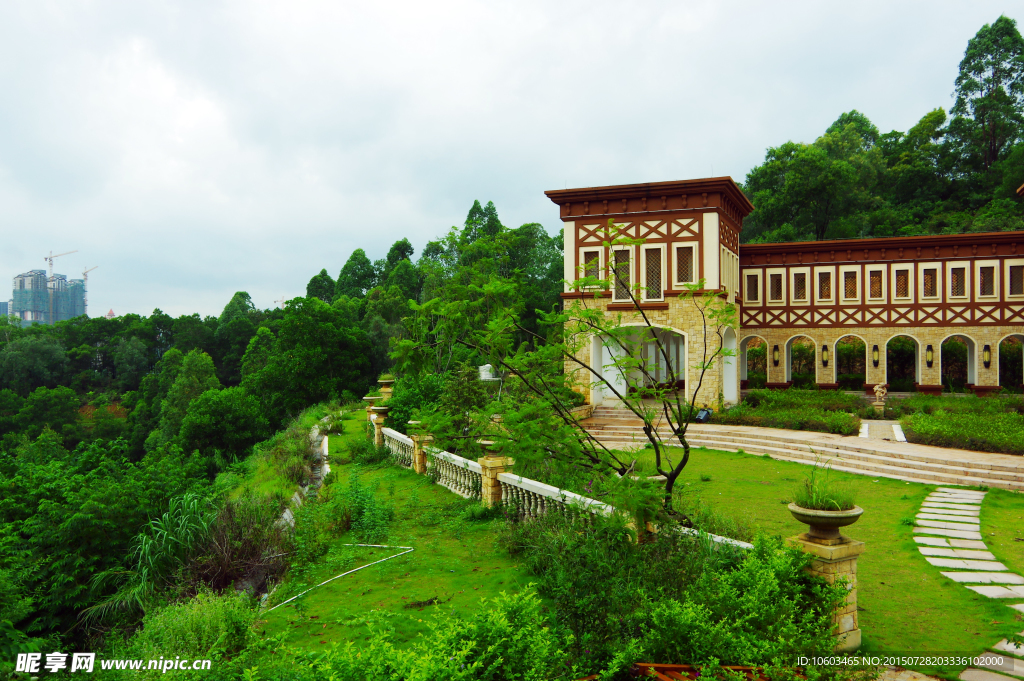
[306,269,336,303]
[335,249,377,299]
[948,16,1024,172]
[158,350,221,443]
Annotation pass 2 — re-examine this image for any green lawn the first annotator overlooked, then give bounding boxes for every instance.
[253,429,533,660]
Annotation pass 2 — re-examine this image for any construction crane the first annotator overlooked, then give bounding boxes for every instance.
[83,266,98,317]
[44,250,78,279]
[274,296,286,309]
[43,250,78,325]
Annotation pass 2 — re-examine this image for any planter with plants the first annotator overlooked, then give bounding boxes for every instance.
[788,461,863,543]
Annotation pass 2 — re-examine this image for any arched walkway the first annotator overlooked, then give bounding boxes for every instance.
[591,327,687,406]
[999,334,1024,392]
[886,335,920,392]
[940,334,977,392]
[786,334,816,388]
[835,334,867,391]
[740,335,767,389]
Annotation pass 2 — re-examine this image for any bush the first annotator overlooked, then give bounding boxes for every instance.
[383,374,445,435]
[745,372,766,389]
[902,410,1024,455]
[712,390,861,435]
[347,436,392,465]
[302,589,565,680]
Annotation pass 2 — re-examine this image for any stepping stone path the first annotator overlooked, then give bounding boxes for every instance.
[911,488,1024,680]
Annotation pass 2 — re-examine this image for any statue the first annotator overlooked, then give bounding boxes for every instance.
[872,383,887,409]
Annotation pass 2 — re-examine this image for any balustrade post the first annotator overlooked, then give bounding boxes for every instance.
[477,440,514,508]
[408,421,432,475]
[371,406,390,447]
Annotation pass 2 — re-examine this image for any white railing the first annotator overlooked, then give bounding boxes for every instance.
[381,428,414,468]
[426,448,482,499]
[498,472,613,522]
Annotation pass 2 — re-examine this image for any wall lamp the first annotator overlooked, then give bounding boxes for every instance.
[872,345,880,368]
[772,345,780,367]
[925,345,934,368]
[983,344,992,369]
[821,344,829,367]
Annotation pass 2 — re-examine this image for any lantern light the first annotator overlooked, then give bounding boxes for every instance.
[822,344,829,367]
[983,345,992,369]
[772,345,780,367]
[872,345,880,368]
[926,345,934,368]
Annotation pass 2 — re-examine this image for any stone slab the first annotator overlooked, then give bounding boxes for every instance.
[961,668,1020,681]
[937,487,987,496]
[918,512,984,524]
[966,586,1024,598]
[926,557,1008,570]
[913,536,989,550]
[977,654,1024,678]
[915,536,952,547]
[920,547,997,560]
[995,639,1024,658]
[921,504,982,516]
[1009,604,1024,615]
[915,526,984,540]
[927,496,983,505]
[918,519,982,531]
[943,572,1024,584]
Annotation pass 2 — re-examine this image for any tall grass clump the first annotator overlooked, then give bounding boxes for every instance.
[792,459,855,511]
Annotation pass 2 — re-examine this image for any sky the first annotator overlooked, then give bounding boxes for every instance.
[0,1,1017,318]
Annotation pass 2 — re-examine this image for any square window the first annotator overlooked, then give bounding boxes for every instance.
[951,267,965,296]
[746,274,759,302]
[793,272,807,300]
[770,273,783,301]
[869,271,882,299]
[895,270,909,298]
[980,266,994,296]
[582,250,600,279]
[923,268,937,297]
[818,272,832,299]
[645,249,662,297]
[613,250,630,300]
[676,247,693,283]
[844,271,857,299]
[1012,265,1024,296]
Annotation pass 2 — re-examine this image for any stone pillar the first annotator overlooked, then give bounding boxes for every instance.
[379,378,395,400]
[363,396,382,425]
[817,337,838,389]
[371,407,389,447]
[917,338,942,394]
[864,340,886,395]
[408,422,432,475]
[765,338,789,389]
[477,440,514,508]
[974,336,1000,395]
[787,534,865,652]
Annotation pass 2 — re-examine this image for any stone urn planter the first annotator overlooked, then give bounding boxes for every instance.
[788,503,864,543]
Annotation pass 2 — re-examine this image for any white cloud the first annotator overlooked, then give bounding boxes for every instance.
[0,0,1014,316]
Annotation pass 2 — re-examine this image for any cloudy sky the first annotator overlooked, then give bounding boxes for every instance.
[0,1,1016,317]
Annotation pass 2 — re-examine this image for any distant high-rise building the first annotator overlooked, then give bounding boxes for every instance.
[12,269,88,326]
[0,301,8,317]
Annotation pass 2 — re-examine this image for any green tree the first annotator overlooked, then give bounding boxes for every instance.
[178,387,270,474]
[240,327,275,381]
[17,386,81,442]
[113,336,150,392]
[218,291,255,325]
[948,16,1024,172]
[461,200,503,242]
[335,248,377,299]
[306,269,336,303]
[0,389,24,437]
[0,336,68,396]
[158,350,221,443]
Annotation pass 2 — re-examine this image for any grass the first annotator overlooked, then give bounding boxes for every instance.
[251,427,533,659]
[633,446,1024,679]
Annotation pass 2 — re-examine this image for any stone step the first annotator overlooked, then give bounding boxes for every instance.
[589,433,1024,491]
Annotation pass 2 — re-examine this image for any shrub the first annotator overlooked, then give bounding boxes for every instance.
[347,436,391,465]
[902,410,1024,455]
[792,460,855,511]
[383,374,445,435]
[713,390,861,435]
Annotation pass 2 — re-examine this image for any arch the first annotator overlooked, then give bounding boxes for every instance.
[740,334,768,388]
[723,328,738,404]
[784,333,817,387]
[592,325,688,405]
[998,333,1024,392]
[834,333,868,391]
[939,333,978,391]
[885,334,921,391]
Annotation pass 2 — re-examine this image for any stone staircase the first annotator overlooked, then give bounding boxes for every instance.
[581,406,1024,492]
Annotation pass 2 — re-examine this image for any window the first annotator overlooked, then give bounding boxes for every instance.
[746,274,759,302]
[844,271,857,299]
[951,267,966,297]
[923,268,937,297]
[1012,265,1024,296]
[869,271,882,299]
[770,273,783,301]
[613,250,630,300]
[979,266,995,296]
[793,272,807,300]
[644,248,663,299]
[818,271,832,299]
[582,250,600,279]
[895,270,909,298]
[676,247,693,283]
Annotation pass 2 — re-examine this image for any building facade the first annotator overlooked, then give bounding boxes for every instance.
[549,177,1024,405]
[12,270,86,326]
